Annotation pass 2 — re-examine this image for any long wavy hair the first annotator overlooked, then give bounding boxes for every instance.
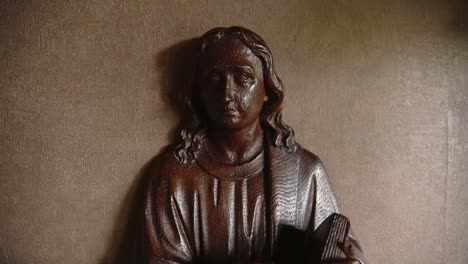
[173,26,297,164]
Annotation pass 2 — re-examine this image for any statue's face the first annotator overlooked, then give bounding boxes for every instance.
[199,37,265,130]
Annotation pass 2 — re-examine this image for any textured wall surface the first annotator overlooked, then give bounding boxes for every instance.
[1,0,467,263]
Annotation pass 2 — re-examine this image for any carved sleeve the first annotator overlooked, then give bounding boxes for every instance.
[310,160,366,264]
[311,161,342,231]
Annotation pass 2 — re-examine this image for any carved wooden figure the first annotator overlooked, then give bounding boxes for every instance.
[141,26,365,264]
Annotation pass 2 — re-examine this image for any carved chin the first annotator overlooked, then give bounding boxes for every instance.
[220,116,242,126]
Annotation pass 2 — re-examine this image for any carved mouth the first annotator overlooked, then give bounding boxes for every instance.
[222,109,238,116]
[219,106,238,117]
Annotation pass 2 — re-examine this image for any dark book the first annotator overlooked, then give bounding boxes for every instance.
[320,213,350,261]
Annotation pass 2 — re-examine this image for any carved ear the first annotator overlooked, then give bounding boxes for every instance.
[264,96,268,102]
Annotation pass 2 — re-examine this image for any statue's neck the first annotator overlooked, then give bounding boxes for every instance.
[206,120,264,165]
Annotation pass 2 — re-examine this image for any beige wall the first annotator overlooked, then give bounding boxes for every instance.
[1,0,467,263]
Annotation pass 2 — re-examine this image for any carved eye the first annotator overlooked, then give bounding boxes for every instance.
[234,73,251,84]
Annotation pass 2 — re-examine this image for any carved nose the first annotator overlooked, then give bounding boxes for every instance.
[223,78,235,102]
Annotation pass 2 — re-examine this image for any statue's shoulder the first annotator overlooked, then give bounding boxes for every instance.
[146,146,197,184]
[295,144,322,169]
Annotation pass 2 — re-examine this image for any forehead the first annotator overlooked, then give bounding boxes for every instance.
[200,37,262,69]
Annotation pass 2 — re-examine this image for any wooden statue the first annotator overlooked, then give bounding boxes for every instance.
[140,26,365,264]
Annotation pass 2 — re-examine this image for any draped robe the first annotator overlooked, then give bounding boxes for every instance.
[142,142,364,263]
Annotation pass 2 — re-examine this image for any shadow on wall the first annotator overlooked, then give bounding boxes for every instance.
[154,38,199,144]
[450,0,468,36]
[98,39,199,263]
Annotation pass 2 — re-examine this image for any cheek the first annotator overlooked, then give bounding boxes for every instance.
[238,90,253,109]
[238,83,265,113]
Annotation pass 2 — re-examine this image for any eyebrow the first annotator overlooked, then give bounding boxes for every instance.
[235,65,254,72]
[209,65,255,72]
